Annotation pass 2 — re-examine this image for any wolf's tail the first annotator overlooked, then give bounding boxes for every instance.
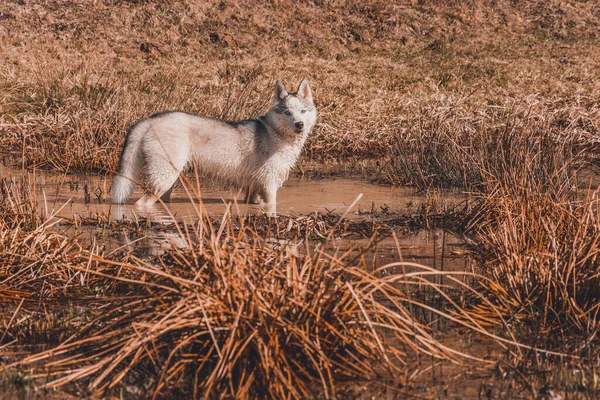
[112,122,146,204]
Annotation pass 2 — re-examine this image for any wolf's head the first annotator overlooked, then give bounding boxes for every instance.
[267,79,317,137]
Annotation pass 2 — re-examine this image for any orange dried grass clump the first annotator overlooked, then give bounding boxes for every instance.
[461,127,600,336]
[0,177,487,398]
[468,181,600,335]
[9,211,473,399]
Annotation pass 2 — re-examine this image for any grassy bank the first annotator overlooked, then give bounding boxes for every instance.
[0,1,599,173]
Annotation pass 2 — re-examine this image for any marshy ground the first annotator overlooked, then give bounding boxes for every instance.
[1,1,600,399]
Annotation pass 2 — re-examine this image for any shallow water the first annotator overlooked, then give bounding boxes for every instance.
[356,231,471,272]
[1,167,469,267]
[1,167,464,224]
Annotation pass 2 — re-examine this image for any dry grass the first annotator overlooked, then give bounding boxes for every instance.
[6,226,445,398]
[1,167,599,397]
[382,92,599,190]
[446,155,600,396]
[2,1,600,397]
[380,76,600,341]
[0,175,41,228]
[465,168,600,337]
[1,1,599,173]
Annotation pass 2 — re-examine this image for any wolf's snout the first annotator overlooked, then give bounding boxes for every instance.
[294,121,304,130]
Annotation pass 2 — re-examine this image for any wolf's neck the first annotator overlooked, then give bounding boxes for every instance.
[256,116,272,134]
[258,115,281,136]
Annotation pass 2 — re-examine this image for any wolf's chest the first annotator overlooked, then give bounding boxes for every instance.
[252,146,301,186]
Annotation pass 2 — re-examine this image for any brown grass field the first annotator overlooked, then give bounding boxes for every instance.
[1,1,600,398]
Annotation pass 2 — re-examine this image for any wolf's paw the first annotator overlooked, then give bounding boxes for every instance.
[135,193,159,207]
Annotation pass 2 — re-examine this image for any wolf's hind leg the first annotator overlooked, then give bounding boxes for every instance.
[136,168,181,207]
[145,176,178,207]
[136,193,160,207]
[136,180,177,207]
[137,144,188,207]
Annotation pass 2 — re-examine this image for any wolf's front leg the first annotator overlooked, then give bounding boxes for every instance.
[262,185,278,217]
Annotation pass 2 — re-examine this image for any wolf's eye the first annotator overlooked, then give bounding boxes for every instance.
[284,110,291,116]
[301,110,306,114]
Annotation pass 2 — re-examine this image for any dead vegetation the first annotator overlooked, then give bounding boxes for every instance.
[2,0,600,398]
[1,157,598,397]
[465,159,600,338]
[1,1,599,172]
[382,91,599,190]
[0,176,495,399]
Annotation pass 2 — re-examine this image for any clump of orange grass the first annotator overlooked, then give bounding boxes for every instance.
[468,183,600,337]
[0,176,138,347]
[0,175,42,229]
[1,173,528,398]
[463,128,600,337]
[0,176,89,301]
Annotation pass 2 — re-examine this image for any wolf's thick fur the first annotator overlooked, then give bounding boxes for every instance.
[112,79,317,215]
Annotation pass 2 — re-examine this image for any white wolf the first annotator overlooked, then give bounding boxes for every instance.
[111,79,317,215]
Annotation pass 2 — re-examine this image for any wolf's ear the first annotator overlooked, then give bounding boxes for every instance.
[274,80,288,102]
[297,79,313,102]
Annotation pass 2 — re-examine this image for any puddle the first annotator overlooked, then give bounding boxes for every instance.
[332,230,473,291]
[1,166,469,267]
[0,167,465,224]
[364,230,470,271]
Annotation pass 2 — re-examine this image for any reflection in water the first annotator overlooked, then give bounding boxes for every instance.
[374,230,470,273]
[118,230,189,256]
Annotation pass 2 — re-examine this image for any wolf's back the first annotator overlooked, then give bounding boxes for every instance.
[112,121,146,204]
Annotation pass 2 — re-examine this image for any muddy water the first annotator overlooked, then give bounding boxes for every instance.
[1,167,468,265]
[358,231,471,272]
[1,167,464,223]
